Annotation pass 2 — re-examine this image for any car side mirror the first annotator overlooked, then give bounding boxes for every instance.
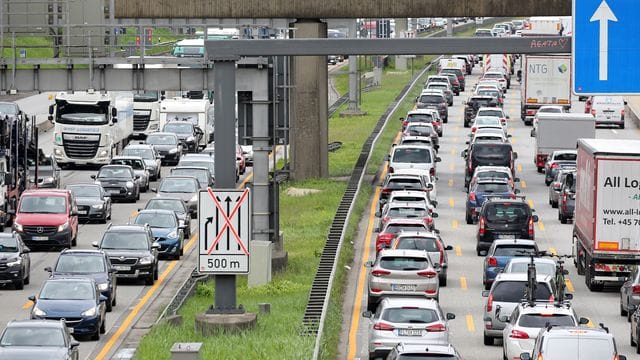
[431,200,438,207]
[151,188,157,193]
[506,115,510,119]
[90,175,96,180]
[28,295,36,303]
[427,183,434,191]
[432,212,439,218]
[99,294,108,302]
[514,177,520,182]
[445,245,453,251]
[532,215,539,222]
[374,227,380,233]
[374,212,381,218]
[362,311,373,318]
[435,157,442,162]
[152,242,161,249]
[513,152,518,159]
[92,241,99,248]
[507,134,513,138]
[519,354,531,360]
[22,247,30,253]
[446,313,456,320]
[365,261,374,268]
[135,175,141,180]
[481,290,489,297]
[44,266,52,273]
[465,140,470,145]
[514,189,521,194]
[70,339,80,348]
[384,154,390,161]
[579,317,590,325]
[564,293,573,300]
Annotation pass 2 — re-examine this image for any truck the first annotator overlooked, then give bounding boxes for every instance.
[572,139,640,291]
[49,91,134,167]
[520,55,571,125]
[533,113,595,172]
[133,91,162,138]
[523,16,563,35]
[159,96,214,149]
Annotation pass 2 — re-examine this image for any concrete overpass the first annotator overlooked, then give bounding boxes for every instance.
[115,0,571,18]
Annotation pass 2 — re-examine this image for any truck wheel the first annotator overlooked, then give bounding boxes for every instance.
[537,167,543,173]
[560,213,568,224]
[574,241,585,275]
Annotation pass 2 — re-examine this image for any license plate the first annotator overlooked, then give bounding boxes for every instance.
[114,265,131,271]
[32,236,48,241]
[78,210,87,215]
[398,329,422,336]
[497,234,517,239]
[392,284,417,291]
[110,190,120,194]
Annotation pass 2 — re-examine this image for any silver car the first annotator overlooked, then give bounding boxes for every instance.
[620,265,640,322]
[154,176,200,217]
[362,297,454,359]
[548,169,574,208]
[366,249,440,311]
[110,156,150,192]
[386,145,441,178]
[390,231,452,286]
[502,257,557,278]
[122,144,162,181]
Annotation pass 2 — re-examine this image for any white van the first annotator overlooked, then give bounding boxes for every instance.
[588,96,625,129]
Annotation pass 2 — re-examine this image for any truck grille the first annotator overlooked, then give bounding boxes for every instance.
[134,114,151,131]
[63,139,99,159]
[23,225,58,235]
[110,257,138,265]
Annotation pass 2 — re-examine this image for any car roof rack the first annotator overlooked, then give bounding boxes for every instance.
[599,323,609,333]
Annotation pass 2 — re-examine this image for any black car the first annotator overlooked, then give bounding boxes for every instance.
[93,224,159,285]
[439,67,465,91]
[145,132,183,165]
[463,95,498,127]
[162,121,203,152]
[65,184,112,223]
[0,233,31,290]
[0,320,79,360]
[46,249,117,312]
[91,165,140,202]
[463,142,516,189]
[416,91,448,122]
[475,198,539,255]
[142,197,192,239]
[28,150,61,189]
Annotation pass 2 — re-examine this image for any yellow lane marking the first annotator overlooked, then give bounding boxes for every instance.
[22,301,32,309]
[450,148,455,155]
[449,197,455,208]
[587,319,595,328]
[521,180,527,189]
[517,164,523,173]
[538,220,545,232]
[453,137,459,143]
[511,137,517,144]
[449,163,455,171]
[460,277,468,290]
[527,199,535,209]
[549,247,557,256]
[565,279,575,293]
[466,314,476,332]
[455,245,462,257]
[448,179,454,187]
[452,220,459,229]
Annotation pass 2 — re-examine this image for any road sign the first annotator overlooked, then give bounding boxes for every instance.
[198,188,251,274]
[573,0,640,94]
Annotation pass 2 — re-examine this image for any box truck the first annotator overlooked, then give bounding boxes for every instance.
[521,55,571,125]
[533,113,595,172]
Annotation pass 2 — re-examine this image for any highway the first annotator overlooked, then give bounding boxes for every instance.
[344,62,639,359]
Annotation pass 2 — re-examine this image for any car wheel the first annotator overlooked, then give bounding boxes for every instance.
[24,272,29,285]
[100,317,106,334]
[466,211,473,225]
[631,327,637,346]
[71,234,77,247]
[180,245,184,256]
[439,273,447,287]
[545,179,552,186]
[484,281,491,291]
[145,275,155,286]
[13,278,24,290]
[153,266,159,280]
[560,214,567,224]
[91,329,100,341]
[367,296,378,312]
[107,207,112,220]
[622,301,628,316]
[629,310,633,323]
[537,167,543,173]
[621,123,626,129]
[551,200,558,209]
[106,297,113,312]
[483,333,494,346]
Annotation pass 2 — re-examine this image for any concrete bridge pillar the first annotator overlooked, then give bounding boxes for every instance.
[289,19,329,180]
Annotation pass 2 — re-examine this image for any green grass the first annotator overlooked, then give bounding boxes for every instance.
[2,36,54,58]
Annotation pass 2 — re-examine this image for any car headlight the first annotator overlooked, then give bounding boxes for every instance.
[57,221,69,232]
[98,149,109,157]
[32,306,46,317]
[92,203,104,209]
[139,256,153,265]
[167,230,178,239]
[13,222,22,232]
[81,307,97,317]
[98,283,109,291]
[126,181,134,188]
[169,148,178,154]
[6,257,21,267]
[54,148,63,156]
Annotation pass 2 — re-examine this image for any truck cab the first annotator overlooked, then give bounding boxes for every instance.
[133,91,162,138]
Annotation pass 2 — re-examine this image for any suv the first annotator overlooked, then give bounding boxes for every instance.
[416,90,448,122]
[13,190,79,249]
[134,209,185,260]
[465,178,517,224]
[387,145,441,178]
[464,141,516,190]
[520,326,628,360]
[476,197,538,255]
[558,172,576,224]
[386,342,462,360]
[483,239,538,290]
[92,225,159,285]
[440,67,465,91]
[121,144,162,181]
[162,121,203,152]
[0,319,79,359]
[391,231,452,286]
[464,96,498,127]
[0,232,31,289]
[91,165,141,202]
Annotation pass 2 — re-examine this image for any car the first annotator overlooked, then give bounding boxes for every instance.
[376,201,437,232]
[162,121,203,152]
[378,173,434,213]
[91,165,140,202]
[476,107,509,126]
[503,257,558,278]
[13,190,79,249]
[386,190,436,213]
[481,273,557,346]
[142,197,192,239]
[520,325,628,360]
[240,145,253,166]
[544,150,577,186]
[427,75,459,95]
[558,172,576,224]
[393,169,438,202]
[467,165,519,192]
[415,90,448,122]
[425,82,453,106]
[0,232,31,290]
[466,178,518,225]
[65,184,112,223]
[463,141,517,189]
[133,209,185,260]
[440,72,462,95]
[402,123,439,150]
[28,151,60,189]
[386,145,441,178]
[110,156,150,192]
[121,144,162,180]
[390,231,452,286]
[144,132,182,166]
[397,135,433,148]
[178,153,218,184]
[46,249,117,312]
[29,277,107,340]
[481,70,508,92]
[476,197,538,255]
[362,297,455,359]
[385,342,462,360]
[366,249,440,311]
[631,305,640,353]
[0,320,79,360]
[588,95,625,129]
[482,239,539,290]
[467,129,509,145]
[440,67,465,91]
[463,95,498,127]
[236,143,246,175]
[476,87,505,107]
[470,116,506,136]
[170,166,214,189]
[92,224,159,285]
[548,169,574,208]
[403,109,442,136]
[620,265,640,322]
[533,105,565,132]
[502,301,586,360]
[475,28,495,37]
[153,176,200,217]
[374,218,430,254]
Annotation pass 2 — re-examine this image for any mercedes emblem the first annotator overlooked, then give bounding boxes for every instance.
[36,227,44,233]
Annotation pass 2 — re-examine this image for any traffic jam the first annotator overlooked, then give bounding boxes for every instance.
[354,18,639,360]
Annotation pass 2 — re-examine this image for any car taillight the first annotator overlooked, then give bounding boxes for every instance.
[632,285,640,294]
[551,163,560,169]
[471,127,477,133]
[469,192,476,202]
[479,217,486,236]
[426,323,447,332]
[591,108,596,116]
[371,269,391,277]
[403,120,409,127]
[500,118,506,124]
[486,293,493,312]
[430,168,435,177]
[528,217,534,236]
[417,270,438,278]
[509,329,530,339]
[373,322,395,331]
[425,217,433,225]
[549,294,555,302]
[621,109,625,117]
[487,257,497,267]
[388,167,394,173]
[438,248,445,265]
[381,188,392,194]
[553,183,562,190]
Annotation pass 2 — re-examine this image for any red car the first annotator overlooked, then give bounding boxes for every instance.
[12,189,79,249]
[374,218,429,254]
[236,144,246,175]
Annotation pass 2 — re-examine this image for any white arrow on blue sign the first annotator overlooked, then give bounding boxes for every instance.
[573,0,640,94]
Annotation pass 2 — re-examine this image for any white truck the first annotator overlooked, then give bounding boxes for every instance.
[523,16,563,35]
[520,55,571,125]
[49,91,134,166]
[159,97,214,149]
[573,139,640,291]
[133,91,162,138]
[533,113,595,172]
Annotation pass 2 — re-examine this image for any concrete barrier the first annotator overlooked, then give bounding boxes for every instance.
[625,96,640,129]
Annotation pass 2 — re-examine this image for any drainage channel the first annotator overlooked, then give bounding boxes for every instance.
[303,57,442,359]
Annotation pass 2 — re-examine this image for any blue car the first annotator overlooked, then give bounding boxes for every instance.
[482,239,538,290]
[465,178,517,224]
[29,277,107,340]
[134,209,185,260]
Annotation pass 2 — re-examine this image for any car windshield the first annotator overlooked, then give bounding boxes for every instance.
[387,178,423,190]
[380,256,429,271]
[178,160,214,174]
[98,167,132,179]
[393,148,432,163]
[475,118,501,126]
[387,207,427,218]
[554,153,577,161]
[397,355,457,360]
[164,122,193,134]
[172,169,208,185]
[478,110,503,117]
[475,183,510,193]
[406,126,433,137]
[68,185,101,198]
[393,196,426,204]
[0,327,65,347]
[540,107,562,113]
[485,204,529,223]
[428,84,447,91]
[491,281,552,302]
[0,236,18,252]
[401,139,431,146]
[0,103,18,114]
[123,148,154,159]
[382,308,439,324]
[145,199,185,212]
[545,338,613,360]
[55,254,105,273]
[100,232,148,250]
[419,95,443,103]
[39,281,94,300]
[407,114,433,123]
[147,134,178,145]
[112,159,144,170]
[472,144,511,159]
[518,314,575,328]
[19,196,66,214]
[478,90,500,98]
[477,171,510,181]
[493,245,537,257]
[470,98,495,108]
[385,224,428,234]
[507,262,557,277]
[395,237,439,252]
[135,213,177,228]
[134,91,159,102]
[159,178,198,193]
